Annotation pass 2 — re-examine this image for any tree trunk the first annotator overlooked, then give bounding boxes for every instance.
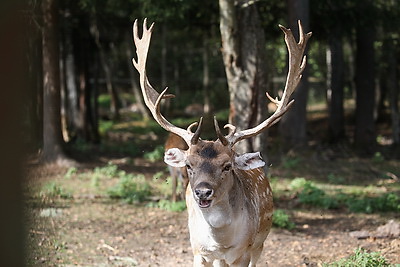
[41,0,69,163]
[91,18,120,121]
[279,0,310,151]
[219,0,268,156]
[326,27,345,143]
[354,24,376,154]
[0,5,27,266]
[61,15,79,141]
[202,39,211,114]
[382,38,399,144]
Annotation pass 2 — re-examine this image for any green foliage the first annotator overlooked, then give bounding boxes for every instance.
[289,177,310,190]
[373,152,385,163]
[346,193,400,214]
[272,209,295,230]
[39,182,72,199]
[149,199,187,212]
[94,162,120,177]
[324,247,391,267]
[98,94,111,109]
[289,178,400,213]
[297,182,339,209]
[99,120,115,135]
[144,145,164,163]
[107,173,151,203]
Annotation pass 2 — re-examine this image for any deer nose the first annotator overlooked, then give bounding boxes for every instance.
[194,182,214,199]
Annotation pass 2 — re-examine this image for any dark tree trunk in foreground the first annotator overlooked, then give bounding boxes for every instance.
[0,3,26,266]
[354,25,376,154]
[41,0,69,163]
[219,0,268,156]
[279,0,310,151]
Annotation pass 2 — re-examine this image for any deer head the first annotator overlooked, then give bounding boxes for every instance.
[132,19,311,208]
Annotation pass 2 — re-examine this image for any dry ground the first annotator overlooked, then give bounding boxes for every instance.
[26,157,400,267]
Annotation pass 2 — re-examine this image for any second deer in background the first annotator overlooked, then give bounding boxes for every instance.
[164,133,189,202]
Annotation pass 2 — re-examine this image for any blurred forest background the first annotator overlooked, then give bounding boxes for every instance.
[19,0,400,162]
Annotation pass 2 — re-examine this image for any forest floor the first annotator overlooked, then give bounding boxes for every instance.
[26,154,400,267]
[25,112,400,266]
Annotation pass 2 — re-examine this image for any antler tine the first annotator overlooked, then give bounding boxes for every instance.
[132,19,196,146]
[225,21,311,147]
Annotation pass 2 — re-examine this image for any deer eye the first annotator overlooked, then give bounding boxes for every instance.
[186,164,192,170]
[223,164,232,172]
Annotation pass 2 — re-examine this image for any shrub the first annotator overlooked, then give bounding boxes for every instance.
[298,182,339,209]
[94,162,120,177]
[144,145,164,162]
[347,193,400,213]
[107,174,151,203]
[272,209,295,229]
[324,247,391,267]
[289,177,310,191]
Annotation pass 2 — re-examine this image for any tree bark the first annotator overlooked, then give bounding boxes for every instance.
[91,17,120,121]
[219,0,268,156]
[0,4,26,266]
[41,0,69,163]
[279,0,310,150]
[61,14,79,141]
[326,26,345,143]
[354,24,376,154]
[382,38,399,144]
[202,39,211,114]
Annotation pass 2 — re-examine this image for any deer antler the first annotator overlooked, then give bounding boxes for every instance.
[217,20,312,147]
[132,19,201,146]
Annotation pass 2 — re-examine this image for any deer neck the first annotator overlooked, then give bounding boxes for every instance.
[198,173,246,229]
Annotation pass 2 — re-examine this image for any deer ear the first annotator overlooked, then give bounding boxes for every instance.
[235,152,265,170]
[164,148,187,167]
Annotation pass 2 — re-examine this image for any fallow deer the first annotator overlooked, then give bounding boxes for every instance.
[132,18,311,267]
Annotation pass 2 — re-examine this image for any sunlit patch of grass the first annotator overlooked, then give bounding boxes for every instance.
[39,181,72,200]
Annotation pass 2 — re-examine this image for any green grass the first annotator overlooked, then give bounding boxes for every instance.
[148,199,187,212]
[323,247,391,267]
[94,162,120,177]
[39,182,72,199]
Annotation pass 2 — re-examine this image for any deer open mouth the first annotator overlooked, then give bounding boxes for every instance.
[198,199,212,208]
